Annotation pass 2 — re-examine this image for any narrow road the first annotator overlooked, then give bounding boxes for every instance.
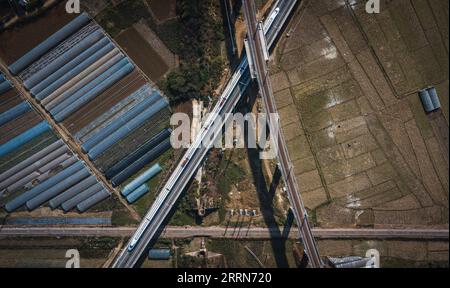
[0,226,447,240]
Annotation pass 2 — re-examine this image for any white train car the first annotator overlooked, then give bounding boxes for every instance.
[264,7,280,33]
[257,22,270,62]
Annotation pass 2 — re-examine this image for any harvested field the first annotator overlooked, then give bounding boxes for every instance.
[142,259,172,268]
[272,0,449,227]
[133,19,178,70]
[0,237,119,268]
[81,0,110,17]
[0,131,58,174]
[0,111,41,144]
[62,69,146,134]
[93,107,171,172]
[205,239,297,268]
[75,84,154,142]
[94,0,181,53]
[116,27,169,82]
[146,0,177,22]
[0,4,75,65]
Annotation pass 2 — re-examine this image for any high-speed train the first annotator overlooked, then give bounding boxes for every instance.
[127,1,280,252]
[127,2,282,252]
[127,59,249,252]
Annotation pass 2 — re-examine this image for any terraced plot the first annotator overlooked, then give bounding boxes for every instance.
[273,0,449,228]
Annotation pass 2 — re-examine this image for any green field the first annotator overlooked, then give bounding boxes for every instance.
[95,0,181,54]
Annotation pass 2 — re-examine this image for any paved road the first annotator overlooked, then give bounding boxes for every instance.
[1,226,447,240]
[112,0,298,268]
[243,0,322,268]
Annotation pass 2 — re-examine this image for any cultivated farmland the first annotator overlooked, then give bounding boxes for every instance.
[1,6,173,218]
[116,26,169,82]
[0,4,75,65]
[0,72,111,215]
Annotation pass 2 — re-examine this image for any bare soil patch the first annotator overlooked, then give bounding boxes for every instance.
[93,107,170,172]
[146,0,177,23]
[116,26,169,82]
[133,19,177,69]
[0,3,75,65]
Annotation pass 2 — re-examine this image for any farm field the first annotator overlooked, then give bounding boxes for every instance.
[146,0,177,23]
[132,19,178,72]
[116,26,169,82]
[62,69,147,134]
[0,234,446,268]
[0,4,75,65]
[95,0,181,54]
[0,7,174,217]
[272,0,449,228]
[173,237,448,268]
[317,239,448,268]
[0,71,114,214]
[0,237,119,268]
[204,239,298,268]
[0,130,58,174]
[93,107,171,173]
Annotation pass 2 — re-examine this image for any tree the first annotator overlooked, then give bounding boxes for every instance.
[161,0,226,106]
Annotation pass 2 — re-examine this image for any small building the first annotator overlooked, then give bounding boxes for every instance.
[148,248,171,260]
